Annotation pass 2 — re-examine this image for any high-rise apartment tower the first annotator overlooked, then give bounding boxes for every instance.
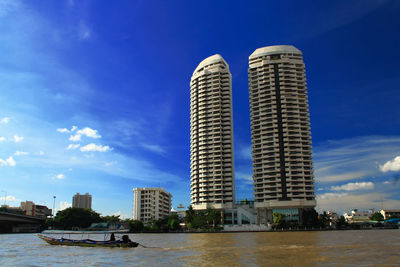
[190,54,235,210]
[248,45,316,223]
[72,192,92,209]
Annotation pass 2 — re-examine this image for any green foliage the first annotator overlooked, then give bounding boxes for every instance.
[273,212,284,226]
[127,219,144,232]
[53,207,101,229]
[185,205,195,224]
[191,212,207,229]
[336,216,347,229]
[184,206,221,230]
[301,209,319,228]
[101,215,121,223]
[318,211,331,228]
[167,214,181,231]
[370,212,384,221]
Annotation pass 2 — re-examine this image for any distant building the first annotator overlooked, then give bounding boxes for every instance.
[380,209,400,220]
[20,201,52,218]
[72,193,92,209]
[344,209,374,222]
[133,188,172,223]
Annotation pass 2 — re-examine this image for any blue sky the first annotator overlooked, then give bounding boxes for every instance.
[1,0,400,217]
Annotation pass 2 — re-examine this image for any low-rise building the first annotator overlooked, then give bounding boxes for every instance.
[344,209,374,223]
[133,188,172,223]
[20,201,52,218]
[380,209,400,220]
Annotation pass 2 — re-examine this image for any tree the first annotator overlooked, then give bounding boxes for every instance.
[101,215,121,223]
[54,207,101,229]
[336,216,347,229]
[185,205,195,224]
[273,212,284,227]
[127,220,144,232]
[167,214,181,231]
[301,209,319,228]
[318,211,331,228]
[205,208,220,228]
[370,212,384,221]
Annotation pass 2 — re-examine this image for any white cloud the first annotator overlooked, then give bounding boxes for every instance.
[316,171,370,183]
[66,144,80,150]
[314,136,400,183]
[141,143,165,154]
[317,192,349,200]
[316,192,400,214]
[77,127,101,138]
[0,156,16,166]
[39,151,45,156]
[59,201,71,211]
[78,21,91,40]
[238,145,252,160]
[13,135,23,143]
[380,156,400,172]
[71,125,77,132]
[0,136,5,141]
[57,128,70,133]
[383,181,391,185]
[69,134,81,142]
[0,195,21,203]
[14,150,29,156]
[55,174,65,179]
[80,143,111,152]
[0,117,10,123]
[331,181,374,191]
[105,161,117,166]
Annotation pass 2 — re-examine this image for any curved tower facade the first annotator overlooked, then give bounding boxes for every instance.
[190,54,235,210]
[248,45,316,223]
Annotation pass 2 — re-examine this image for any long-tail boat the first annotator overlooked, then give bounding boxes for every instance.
[37,230,139,248]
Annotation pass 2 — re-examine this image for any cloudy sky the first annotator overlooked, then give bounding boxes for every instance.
[1,0,399,217]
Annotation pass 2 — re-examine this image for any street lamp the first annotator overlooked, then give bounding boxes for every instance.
[52,195,56,217]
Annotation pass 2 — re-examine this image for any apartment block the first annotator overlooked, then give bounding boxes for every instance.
[133,188,172,223]
[72,193,92,209]
[248,45,316,223]
[190,54,235,210]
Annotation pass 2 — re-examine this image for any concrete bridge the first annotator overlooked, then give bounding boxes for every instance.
[0,211,45,233]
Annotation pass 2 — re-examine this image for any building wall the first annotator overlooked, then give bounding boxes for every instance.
[248,45,316,215]
[190,54,235,210]
[133,188,172,223]
[72,193,92,209]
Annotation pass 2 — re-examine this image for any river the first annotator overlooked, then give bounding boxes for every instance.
[1,230,399,266]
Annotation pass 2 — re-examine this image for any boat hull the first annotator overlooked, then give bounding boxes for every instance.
[37,234,139,248]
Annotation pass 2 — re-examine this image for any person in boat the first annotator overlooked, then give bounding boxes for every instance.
[121,235,133,243]
[110,233,116,241]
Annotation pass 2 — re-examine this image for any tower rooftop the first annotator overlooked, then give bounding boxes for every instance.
[193,54,228,75]
[249,45,301,60]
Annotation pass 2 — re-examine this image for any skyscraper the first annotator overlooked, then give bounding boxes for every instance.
[190,54,235,210]
[72,192,92,209]
[248,45,316,224]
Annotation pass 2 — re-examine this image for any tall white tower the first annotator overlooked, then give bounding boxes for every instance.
[190,54,235,210]
[248,45,316,223]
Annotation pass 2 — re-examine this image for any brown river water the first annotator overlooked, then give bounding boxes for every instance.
[0,230,399,266]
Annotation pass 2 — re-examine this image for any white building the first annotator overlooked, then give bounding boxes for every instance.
[248,45,316,224]
[190,54,235,210]
[133,188,172,223]
[380,209,400,220]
